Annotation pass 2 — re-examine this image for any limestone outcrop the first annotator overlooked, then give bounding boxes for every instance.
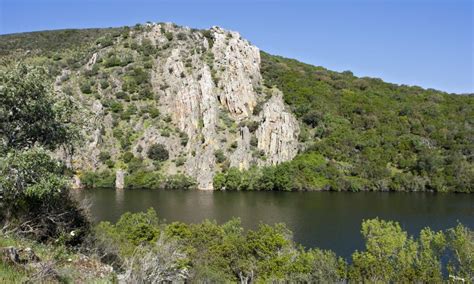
[57,23,300,189]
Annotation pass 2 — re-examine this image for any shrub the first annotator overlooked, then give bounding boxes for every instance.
[123,151,134,163]
[176,32,187,41]
[81,170,116,188]
[115,91,130,100]
[103,55,122,68]
[214,150,226,164]
[0,65,87,244]
[110,101,124,113]
[125,170,162,189]
[164,32,173,41]
[147,144,169,161]
[99,151,111,163]
[179,132,189,146]
[163,174,196,190]
[175,157,186,166]
[100,79,110,89]
[80,80,93,94]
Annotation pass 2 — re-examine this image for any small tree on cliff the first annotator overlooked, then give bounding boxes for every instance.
[147,143,169,162]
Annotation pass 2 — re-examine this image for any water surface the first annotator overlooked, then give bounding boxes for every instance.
[75,189,473,259]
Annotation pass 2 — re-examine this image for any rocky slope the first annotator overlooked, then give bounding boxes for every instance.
[3,23,469,193]
[50,23,300,189]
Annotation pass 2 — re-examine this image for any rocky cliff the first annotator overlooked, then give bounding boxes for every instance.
[53,23,300,189]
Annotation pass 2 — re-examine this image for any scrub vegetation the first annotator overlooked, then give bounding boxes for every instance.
[0,24,472,282]
[213,53,473,193]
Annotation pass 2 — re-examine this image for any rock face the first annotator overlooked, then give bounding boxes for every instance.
[115,170,125,189]
[256,91,300,165]
[59,23,300,190]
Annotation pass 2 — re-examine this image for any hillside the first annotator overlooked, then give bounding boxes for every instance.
[0,23,472,192]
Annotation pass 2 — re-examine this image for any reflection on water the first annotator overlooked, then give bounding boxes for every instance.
[75,189,474,258]
[115,188,125,208]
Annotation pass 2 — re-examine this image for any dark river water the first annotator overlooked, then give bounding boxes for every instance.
[74,189,473,259]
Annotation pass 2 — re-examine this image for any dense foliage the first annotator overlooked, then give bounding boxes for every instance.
[147,143,170,161]
[0,65,77,152]
[231,52,473,193]
[94,209,473,282]
[0,65,88,244]
[0,28,122,57]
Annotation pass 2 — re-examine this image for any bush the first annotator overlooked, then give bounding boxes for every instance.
[122,151,134,163]
[100,79,110,89]
[176,32,187,40]
[214,150,226,164]
[164,32,173,41]
[125,170,162,189]
[80,80,93,94]
[103,55,122,68]
[95,208,160,258]
[163,174,197,190]
[80,170,116,188]
[147,144,169,161]
[99,151,111,163]
[110,101,123,113]
[0,65,87,244]
[115,91,130,100]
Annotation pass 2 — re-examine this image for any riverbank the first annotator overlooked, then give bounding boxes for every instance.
[2,211,472,282]
[74,189,474,259]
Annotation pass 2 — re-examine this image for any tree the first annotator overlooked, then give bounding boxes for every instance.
[446,224,474,281]
[0,64,86,243]
[349,218,418,282]
[0,64,77,152]
[147,143,169,161]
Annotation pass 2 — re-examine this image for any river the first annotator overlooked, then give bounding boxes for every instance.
[75,189,473,259]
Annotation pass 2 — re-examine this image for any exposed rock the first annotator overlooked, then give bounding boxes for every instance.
[115,170,125,189]
[60,24,300,190]
[256,91,300,165]
[72,175,82,189]
[211,26,261,118]
[230,126,253,170]
[86,52,98,69]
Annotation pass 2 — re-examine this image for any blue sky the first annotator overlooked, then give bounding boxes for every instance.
[1,0,472,93]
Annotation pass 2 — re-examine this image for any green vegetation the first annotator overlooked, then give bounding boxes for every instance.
[80,170,116,188]
[90,209,473,282]
[239,52,473,193]
[0,233,115,282]
[214,153,331,191]
[147,143,169,161]
[0,65,87,244]
[0,28,122,57]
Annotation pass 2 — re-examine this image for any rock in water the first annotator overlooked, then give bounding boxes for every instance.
[115,170,125,189]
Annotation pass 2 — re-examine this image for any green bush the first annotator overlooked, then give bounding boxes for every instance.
[95,208,160,257]
[0,65,87,244]
[147,143,169,161]
[163,174,197,190]
[79,80,93,94]
[99,151,111,163]
[122,151,134,163]
[95,211,472,283]
[214,150,226,164]
[103,55,122,68]
[125,170,162,189]
[80,170,116,188]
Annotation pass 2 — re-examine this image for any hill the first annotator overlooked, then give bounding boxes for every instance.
[0,23,472,192]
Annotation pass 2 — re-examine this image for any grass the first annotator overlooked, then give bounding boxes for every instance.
[0,233,116,283]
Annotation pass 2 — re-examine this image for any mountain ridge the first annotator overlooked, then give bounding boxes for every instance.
[1,22,472,192]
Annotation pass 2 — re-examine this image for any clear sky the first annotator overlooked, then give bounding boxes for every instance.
[1,0,472,93]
